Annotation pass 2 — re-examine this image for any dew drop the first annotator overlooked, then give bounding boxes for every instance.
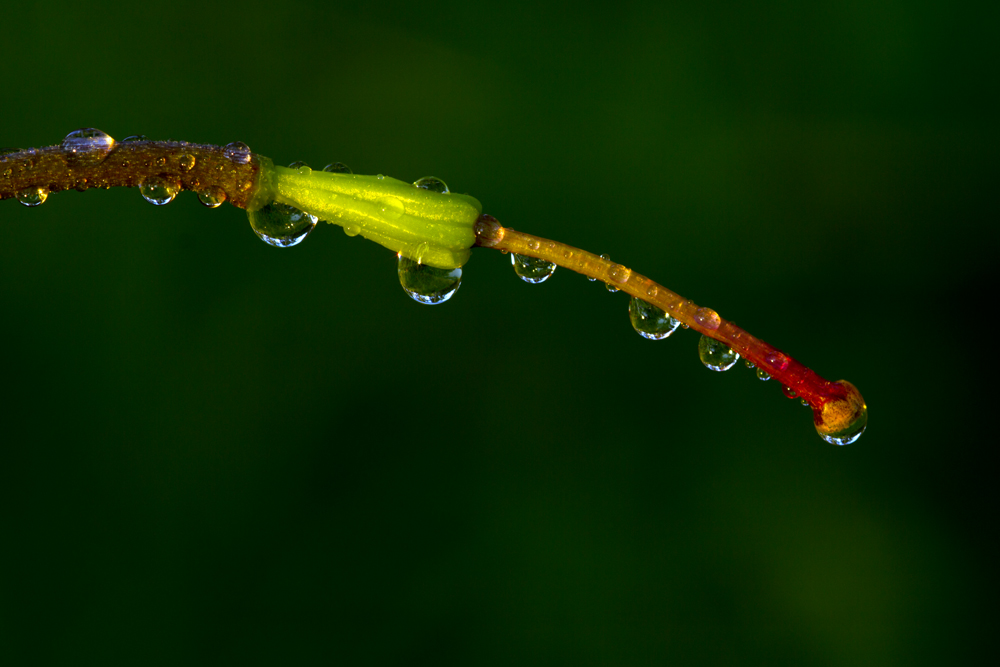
[693,307,721,331]
[248,202,318,247]
[61,128,115,165]
[178,153,196,171]
[607,263,631,286]
[646,285,659,298]
[629,297,681,340]
[197,186,227,208]
[376,196,405,220]
[288,161,312,175]
[816,404,867,446]
[398,255,462,304]
[782,386,798,399]
[344,224,361,237]
[756,368,771,381]
[511,253,556,284]
[139,176,180,205]
[413,176,449,194]
[376,174,385,180]
[120,135,146,142]
[223,141,252,164]
[800,398,810,407]
[322,162,352,174]
[698,335,740,371]
[16,186,49,207]
[764,351,790,372]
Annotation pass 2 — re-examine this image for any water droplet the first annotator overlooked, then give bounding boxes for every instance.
[16,186,49,207]
[782,386,798,399]
[607,263,631,286]
[376,196,405,220]
[322,162,352,174]
[74,178,89,192]
[60,128,115,165]
[248,202,318,247]
[139,176,180,205]
[413,176,449,194]
[223,141,252,164]
[756,368,771,381]
[153,156,167,168]
[764,351,790,372]
[120,135,146,142]
[2,168,12,178]
[816,403,867,446]
[197,186,227,208]
[511,253,556,284]
[646,285,659,298]
[693,307,721,330]
[800,398,810,407]
[376,174,385,180]
[629,297,681,340]
[744,360,756,369]
[178,154,196,171]
[698,335,740,371]
[398,255,462,304]
[344,224,361,237]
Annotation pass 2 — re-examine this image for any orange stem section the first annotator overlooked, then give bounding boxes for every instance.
[473,216,865,437]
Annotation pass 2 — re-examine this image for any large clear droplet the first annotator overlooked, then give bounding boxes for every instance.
[413,176,449,194]
[16,186,49,207]
[698,335,740,371]
[398,255,462,305]
[511,253,556,284]
[628,297,680,340]
[197,186,227,208]
[248,202,318,247]
[223,141,252,164]
[816,404,867,446]
[322,162,352,174]
[139,176,180,205]
[61,128,115,165]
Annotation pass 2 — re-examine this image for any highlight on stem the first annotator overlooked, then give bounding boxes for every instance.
[1,128,867,445]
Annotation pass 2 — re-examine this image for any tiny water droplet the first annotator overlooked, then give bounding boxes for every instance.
[398,255,462,305]
[590,254,611,281]
[782,386,798,399]
[376,174,385,180]
[376,196,405,220]
[248,202,318,247]
[693,307,721,330]
[757,368,771,381]
[61,128,115,165]
[74,178,89,192]
[527,239,539,251]
[223,141,252,164]
[511,253,556,284]
[139,176,180,205]
[629,297,681,340]
[153,156,167,168]
[800,398,810,407]
[698,335,740,371]
[16,186,49,207]
[2,168,12,178]
[197,186,227,208]
[323,162,352,174]
[744,360,756,370]
[120,135,146,142]
[344,224,361,237]
[646,285,659,298]
[764,351,790,372]
[178,154,196,171]
[413,176,449,193]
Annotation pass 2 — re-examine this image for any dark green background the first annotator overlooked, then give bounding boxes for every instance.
[1,1,993,664]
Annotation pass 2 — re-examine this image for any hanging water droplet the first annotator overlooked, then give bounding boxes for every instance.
[629,297,681,340]
[376,196,405,220]
[248,202,318,247]
[744,359,756,369]
[800,398,810,407]
[782,386,798,399]
[223,141,252,164]
[511,253,556,284]
[16,186,49,207]
[178,153,196,171]
[344,224,361,237]
[698,335,740,371]
[120,135,147,143]
[197,186,227,208]
[413,176,449,194]
[398,255,462,304]
[322,162,352,174]
[139,176,180,205]
[816,404,867,446]
[756,368,771,381]
[61,128,115,165]
[693,307,721,331]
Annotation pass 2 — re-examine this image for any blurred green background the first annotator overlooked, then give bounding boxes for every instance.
[1,1,994,664]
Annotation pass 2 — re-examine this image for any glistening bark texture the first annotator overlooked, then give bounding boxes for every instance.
[0,141,261,208]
